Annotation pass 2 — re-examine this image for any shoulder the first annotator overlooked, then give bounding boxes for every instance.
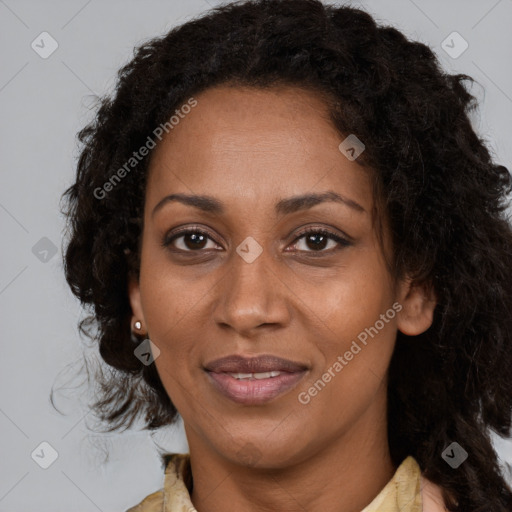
[124,488,164,512]
[420,474,450,512]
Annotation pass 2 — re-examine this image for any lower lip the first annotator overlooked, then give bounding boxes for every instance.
[205,370,307,405]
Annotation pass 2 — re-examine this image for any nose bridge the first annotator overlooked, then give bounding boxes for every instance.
[214,237,287,333]
[232,240,272,293]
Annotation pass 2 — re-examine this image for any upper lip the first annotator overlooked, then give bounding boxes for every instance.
[204,354,308,374]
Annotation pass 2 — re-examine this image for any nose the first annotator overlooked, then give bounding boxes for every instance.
[212,245,291,337]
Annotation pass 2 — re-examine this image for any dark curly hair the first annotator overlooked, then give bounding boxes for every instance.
[59,0,512,509]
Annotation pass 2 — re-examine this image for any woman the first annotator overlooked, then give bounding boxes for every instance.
[60,0,512,510]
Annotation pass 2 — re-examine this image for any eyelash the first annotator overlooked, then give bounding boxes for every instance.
[162,226,351,254]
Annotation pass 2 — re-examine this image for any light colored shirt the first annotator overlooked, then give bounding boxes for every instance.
[125,453,448,512]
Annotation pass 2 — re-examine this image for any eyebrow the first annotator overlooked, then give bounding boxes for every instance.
[151,190,365,219]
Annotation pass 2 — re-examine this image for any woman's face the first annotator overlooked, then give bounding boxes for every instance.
[129,85,434,468]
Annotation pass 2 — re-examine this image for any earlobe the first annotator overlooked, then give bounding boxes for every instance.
[128,273,146,329]
[396,278,437,336]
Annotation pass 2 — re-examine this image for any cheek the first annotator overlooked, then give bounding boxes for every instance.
[296,316,397,432]
[139,251,205,341]
[138,274,202,407]
[304,249,397,391]
[311,260,394,343]
[150,326,202,416]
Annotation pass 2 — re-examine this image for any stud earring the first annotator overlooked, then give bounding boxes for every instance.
[133,320,142,331]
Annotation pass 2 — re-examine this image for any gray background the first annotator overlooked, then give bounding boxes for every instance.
[1,0,511,510]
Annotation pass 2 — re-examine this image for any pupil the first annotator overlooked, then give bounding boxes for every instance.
[186,233,206,250]
[307,233,327,250]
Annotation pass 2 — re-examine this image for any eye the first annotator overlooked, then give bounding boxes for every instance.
[288,227,351,253]
[162,227,221,252]
[162,226,352,254]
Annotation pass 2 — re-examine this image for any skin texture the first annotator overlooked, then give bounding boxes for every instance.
[128,85,436,512]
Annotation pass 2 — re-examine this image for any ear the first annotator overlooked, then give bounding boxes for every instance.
[396,277,436,336]
[128,272,147,331]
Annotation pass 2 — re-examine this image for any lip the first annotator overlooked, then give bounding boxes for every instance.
[204,354,308,374]
[206,370,307,404]
[204,354,309,405]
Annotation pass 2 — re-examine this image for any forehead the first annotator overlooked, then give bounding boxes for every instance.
[146,85,373,213]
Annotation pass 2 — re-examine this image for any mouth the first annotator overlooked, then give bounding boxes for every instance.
[203,354,309,405]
